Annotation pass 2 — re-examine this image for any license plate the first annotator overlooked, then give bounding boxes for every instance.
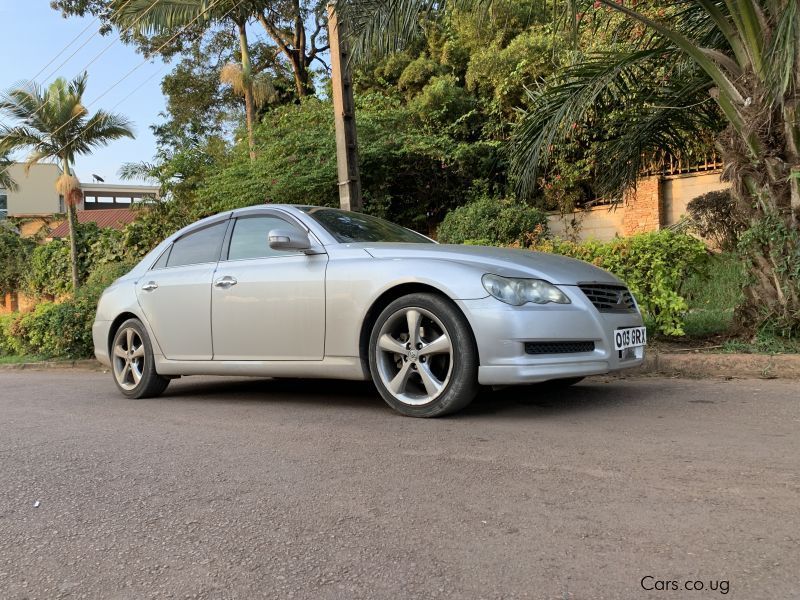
[614,326,647,351]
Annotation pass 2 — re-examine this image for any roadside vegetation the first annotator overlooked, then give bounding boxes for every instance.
[1,0,798,360]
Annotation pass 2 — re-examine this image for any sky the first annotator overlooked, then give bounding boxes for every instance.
[0,1,167,184]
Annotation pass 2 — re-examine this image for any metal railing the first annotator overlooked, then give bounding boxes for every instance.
[645,152,723,176]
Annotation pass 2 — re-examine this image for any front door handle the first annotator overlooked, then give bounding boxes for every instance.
[214,276,238,289]
[141,281,158,292]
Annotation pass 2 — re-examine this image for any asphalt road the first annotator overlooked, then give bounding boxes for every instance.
[0,371,797,600]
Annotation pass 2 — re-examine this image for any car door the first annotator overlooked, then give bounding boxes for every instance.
[211,213,327,361]
[136,220,229,360]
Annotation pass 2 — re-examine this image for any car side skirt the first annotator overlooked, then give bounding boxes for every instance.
[153,355,369,381]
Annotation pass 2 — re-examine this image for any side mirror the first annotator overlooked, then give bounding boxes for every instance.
[268,228,312,252]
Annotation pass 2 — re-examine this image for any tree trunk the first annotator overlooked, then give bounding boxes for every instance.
[237,21,256,161]
[292,0,309,98]
[724,121,800,334]
[290,52,310,98]
[62,158,80,293]
[257,12,311,98]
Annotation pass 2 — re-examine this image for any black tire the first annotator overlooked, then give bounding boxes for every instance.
[368,293,479,417]
[110,318,170,399]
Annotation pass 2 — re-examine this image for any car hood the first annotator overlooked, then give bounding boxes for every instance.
[359,243,623,285]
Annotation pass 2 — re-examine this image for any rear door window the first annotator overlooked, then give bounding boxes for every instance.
[166,221,228,268]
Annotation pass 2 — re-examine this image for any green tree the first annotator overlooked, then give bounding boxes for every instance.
[0,227,34,296]
[196,94,496,230]
[55,0,330,117]
[512,0,800,332]
[0,72,134,292]
[344,0,800,333]
[111,0,267,160]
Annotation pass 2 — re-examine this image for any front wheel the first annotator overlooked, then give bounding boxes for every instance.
[111,318,170,399]
[368,293,479,417]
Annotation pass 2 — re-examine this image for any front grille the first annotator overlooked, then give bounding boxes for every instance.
[578,284,636,312]
[525,341,595,355]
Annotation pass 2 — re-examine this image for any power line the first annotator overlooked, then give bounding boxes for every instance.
[47,0,244,163]
[40,0,139,85]
[2,0,154,135]
[28,13,102,84]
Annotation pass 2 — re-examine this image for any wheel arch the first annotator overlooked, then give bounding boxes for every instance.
[107,312,141,356]
[358,282,477,371]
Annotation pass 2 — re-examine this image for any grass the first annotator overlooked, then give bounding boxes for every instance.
[0,354,47,365]
[649,252,799,354]
[720,330,800,354]
[681,252,744,337]
[683,252,745,312]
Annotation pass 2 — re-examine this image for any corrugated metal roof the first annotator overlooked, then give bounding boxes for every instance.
[49,208,137,238]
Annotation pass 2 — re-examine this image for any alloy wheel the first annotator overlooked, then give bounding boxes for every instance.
[375,307,454,405]
[113,327,146,391]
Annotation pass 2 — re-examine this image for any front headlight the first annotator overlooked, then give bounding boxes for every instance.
[482,274,571,306]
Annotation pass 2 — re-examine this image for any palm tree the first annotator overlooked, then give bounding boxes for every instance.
[113,0,267,160]
[0,151,16,191]
[0,72,134,292]
[343,0,800,333]
[512,0,800,333]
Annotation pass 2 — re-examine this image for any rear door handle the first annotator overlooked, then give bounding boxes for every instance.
[214,276,238,289]
[141,281,158,292]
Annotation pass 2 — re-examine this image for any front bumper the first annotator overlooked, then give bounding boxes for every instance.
[457,286,645,386]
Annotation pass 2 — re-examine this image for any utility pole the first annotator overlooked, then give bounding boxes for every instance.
[327,3,362,212]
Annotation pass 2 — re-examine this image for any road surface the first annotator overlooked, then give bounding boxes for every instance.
[0,370,797,599]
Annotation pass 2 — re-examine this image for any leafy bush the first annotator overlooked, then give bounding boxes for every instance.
[437,191,549,245]
[409,75,476,132]
[25,239,74,297]
[198,95,499,231]
[686,190,747,251]
[24,222,109,297]
[397,56,442,94]
[0,313,26,355]
[532,231,708,335]
[0,226,35,296]
[2,259,135,359]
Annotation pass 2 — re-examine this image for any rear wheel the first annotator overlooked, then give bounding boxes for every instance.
[369,293,478,417]
[111,318,169,399]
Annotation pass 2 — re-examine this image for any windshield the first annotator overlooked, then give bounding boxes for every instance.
[300,207,433,244]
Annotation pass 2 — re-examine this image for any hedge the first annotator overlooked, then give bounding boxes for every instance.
[532,231,708,335]
[436,193,549,246]
[2,261,134,359]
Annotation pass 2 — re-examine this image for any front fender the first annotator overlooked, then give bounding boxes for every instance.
[324,249,489,358]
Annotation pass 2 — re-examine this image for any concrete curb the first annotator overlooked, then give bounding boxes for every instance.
[1,353,799,379]
[0,359,105,371]
[636,350,800,379]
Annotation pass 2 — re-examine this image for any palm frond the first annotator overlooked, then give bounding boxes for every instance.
[0,151,17,191]
[73,111,136,155]
[0,73,134,172]
[112,0,259,35]
[763,0,798,101]
[119,161,159,182]
[113,0,215,35]
[335,0,481,61]
[592,76,722,196]
[511,48,673,198]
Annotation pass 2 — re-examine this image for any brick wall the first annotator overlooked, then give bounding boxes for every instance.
[0,293,17,314]
[0,292,39,315]
[622,175,662,236]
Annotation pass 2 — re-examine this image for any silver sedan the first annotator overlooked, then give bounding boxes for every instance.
[93,205,646,417]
